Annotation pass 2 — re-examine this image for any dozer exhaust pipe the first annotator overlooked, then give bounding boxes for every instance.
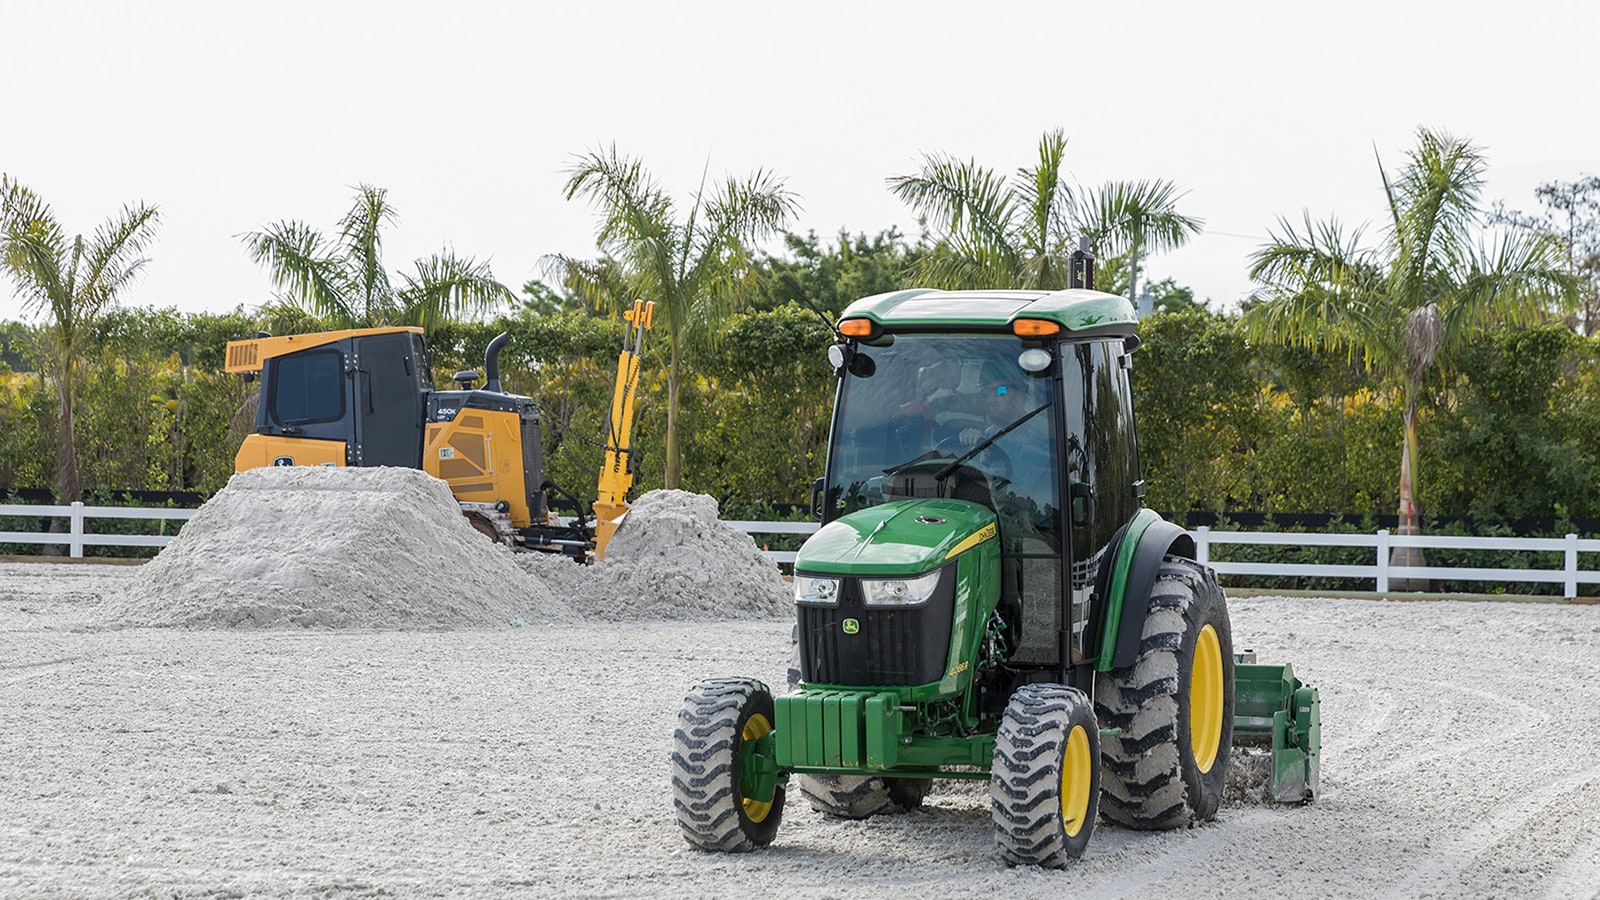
[484,331,510,393]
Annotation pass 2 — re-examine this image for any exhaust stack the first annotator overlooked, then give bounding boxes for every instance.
[484,332,510,393]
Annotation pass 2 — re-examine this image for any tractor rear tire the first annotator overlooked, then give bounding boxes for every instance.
[1095,556,1234,830]
[991,683,1100,868]
[670,677,785,851]
[799,774,933,819]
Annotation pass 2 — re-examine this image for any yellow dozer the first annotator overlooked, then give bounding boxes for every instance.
[225,301,655,560]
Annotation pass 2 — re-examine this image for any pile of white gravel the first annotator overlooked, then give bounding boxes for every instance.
[102,467,575,629]
[517,490,792,622]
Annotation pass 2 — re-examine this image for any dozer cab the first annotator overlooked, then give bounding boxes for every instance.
[224,301,656,559]
[671,273,1318,866]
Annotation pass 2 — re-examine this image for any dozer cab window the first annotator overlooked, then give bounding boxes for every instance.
[269,349,344,425]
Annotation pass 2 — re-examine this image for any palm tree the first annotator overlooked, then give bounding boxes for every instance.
[887,129,1201,295]
[0,174,161,503]
[1241,127,1576,551]
[241,184,514,335]
[551,145,798,488]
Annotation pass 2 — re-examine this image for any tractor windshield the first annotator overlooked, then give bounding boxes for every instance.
[823,333,1060,545]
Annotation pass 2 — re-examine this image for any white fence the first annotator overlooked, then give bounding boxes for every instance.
[1192,526,1600,599]
[4,504,1597,599]
[0,502,197,557]
[734,521,1600,600]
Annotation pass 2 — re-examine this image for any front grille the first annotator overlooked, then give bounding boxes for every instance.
[797,566,956,686]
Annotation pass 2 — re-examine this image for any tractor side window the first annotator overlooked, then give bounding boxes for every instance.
[1062,340,1138,662]
[270,349,344,424]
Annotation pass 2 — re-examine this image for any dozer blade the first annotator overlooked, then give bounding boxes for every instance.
[1232,662,1320,802]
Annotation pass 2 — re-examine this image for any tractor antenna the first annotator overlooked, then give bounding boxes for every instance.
[780,274,842,339]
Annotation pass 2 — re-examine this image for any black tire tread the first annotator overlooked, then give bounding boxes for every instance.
[670,677,782,852]
[1095,556,1232,831]
[991,683,1099,868]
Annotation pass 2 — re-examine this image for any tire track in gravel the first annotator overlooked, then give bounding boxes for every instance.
[1542,817,1600,899]
[1332,674,1551,788]
[0,655,89,685]
[1386,763,1600,896]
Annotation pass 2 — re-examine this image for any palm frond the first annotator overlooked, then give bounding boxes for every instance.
[337,184,397,319]
[1243,213,1386,363]
[78,201,161,319]
[1439,228,1577,360]
[239,221,355,325]
[1388,128,1485,309]
[888,153,1020,272]
[1082,178,1203,258]
[0,176,70,313]
[564,145,681,311]
[396,252,513,331]
[1014,129,1070,258]
[703,169,799,245]
[543,254,638,316]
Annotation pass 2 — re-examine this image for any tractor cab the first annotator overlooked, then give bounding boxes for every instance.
[814,290,1144,680]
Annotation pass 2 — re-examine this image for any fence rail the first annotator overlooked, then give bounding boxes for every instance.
[4,504,1596,598]
[733,521,1599,599]
[0,502,196,557]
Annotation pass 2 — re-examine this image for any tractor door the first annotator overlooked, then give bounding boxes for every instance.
[1062,338,1142,664]
[350,332,426,467]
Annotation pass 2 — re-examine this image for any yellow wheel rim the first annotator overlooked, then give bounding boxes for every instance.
[741,713,774,823]
[1190,624,1224,773]
[1060,723,1092,838]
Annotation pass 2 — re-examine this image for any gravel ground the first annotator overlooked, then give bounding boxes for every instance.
[4,563,1600,898]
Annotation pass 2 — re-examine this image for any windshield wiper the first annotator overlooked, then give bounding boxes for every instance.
[932,401,1051,482]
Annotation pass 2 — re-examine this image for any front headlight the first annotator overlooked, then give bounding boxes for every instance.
[861,569,941,607]
[794,575,840,606]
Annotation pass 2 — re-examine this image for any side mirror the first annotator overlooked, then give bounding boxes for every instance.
[827,343,875,378]
[810,477,826,521]
[827,343,849,377]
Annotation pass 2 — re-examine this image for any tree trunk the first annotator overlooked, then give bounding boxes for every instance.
[664,342,681,489]
[44,362,80,557]
[1389,391,1429,591]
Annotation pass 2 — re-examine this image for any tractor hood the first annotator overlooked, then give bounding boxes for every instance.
[796,499,998,576]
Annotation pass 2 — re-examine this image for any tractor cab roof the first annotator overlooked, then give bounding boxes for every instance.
[839,288,1136,336]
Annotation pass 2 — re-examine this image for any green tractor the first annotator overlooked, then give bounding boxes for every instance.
[670,274,1319,866]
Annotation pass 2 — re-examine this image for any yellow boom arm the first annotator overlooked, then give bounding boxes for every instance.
[592,299,655,559]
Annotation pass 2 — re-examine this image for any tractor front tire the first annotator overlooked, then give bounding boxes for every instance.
[799,774,933,819]
[1095,556,1234,830]
[991,683,1101,868]
[670,677,785,851]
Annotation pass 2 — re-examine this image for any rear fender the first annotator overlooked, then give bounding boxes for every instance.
[1094,510,1197,671]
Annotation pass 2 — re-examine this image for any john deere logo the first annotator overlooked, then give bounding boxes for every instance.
[842,618,860,635]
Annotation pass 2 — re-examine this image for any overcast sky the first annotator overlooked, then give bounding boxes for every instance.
[4,0,1598,322]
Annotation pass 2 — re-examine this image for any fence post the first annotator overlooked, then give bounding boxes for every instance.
[1567,533,1579,600]
[70,501,85,558]
[1195,526,1210,565]
[1376,529,1390,594]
